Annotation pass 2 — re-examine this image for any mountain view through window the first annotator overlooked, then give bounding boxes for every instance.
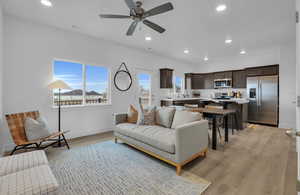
[53,60,110,106]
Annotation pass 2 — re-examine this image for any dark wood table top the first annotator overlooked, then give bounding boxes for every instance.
[189,107,236,116]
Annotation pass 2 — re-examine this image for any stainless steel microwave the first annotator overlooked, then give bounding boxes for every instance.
[214,79,232,89]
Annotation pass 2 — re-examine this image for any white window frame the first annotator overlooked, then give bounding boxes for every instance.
[52,59,111,108]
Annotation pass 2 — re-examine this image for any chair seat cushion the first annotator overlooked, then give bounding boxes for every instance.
[115,123,175,154]
[0,165,58,195]
[0,150,48,176]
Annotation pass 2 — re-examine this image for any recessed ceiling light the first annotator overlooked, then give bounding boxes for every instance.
[184,49,189,54]
[216,4,227,12]
[240,50,246,55]
[41,0,53,7]
[145,36,152,41]
[204,56,209,61]
[225,39,232,44]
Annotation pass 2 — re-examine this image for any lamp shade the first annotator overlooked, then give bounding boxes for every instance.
[48,80,72,90]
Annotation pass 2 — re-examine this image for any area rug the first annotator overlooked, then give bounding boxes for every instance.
[47,141,210,195]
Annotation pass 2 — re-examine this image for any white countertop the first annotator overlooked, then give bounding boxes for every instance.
[161,97,249,104]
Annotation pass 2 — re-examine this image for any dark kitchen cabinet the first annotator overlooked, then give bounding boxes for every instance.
[191,74,205,89]
[203,73,214,89]
[160,68,173,88]
[246,65,278,77]
[214,71,232,80]
[232,70,247,88]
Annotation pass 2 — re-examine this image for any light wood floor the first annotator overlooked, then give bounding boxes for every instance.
[61,125,297,195]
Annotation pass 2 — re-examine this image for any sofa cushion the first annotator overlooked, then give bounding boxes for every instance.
[155,107,176,128]
[137,105,156,126]
[127,105,138,124]
[115,123,175,154]
[171,110,202,129]
[0,165,59,195]
[0,150,48,177]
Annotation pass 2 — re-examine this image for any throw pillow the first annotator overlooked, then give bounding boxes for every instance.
[127,105,138,123]
[25,116,51,141]
[171,110,202,129]
[137,99,156,125]
[155,107,176,128]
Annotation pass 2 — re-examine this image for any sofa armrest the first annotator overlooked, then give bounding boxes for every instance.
[114,113,128,125]
[175,120,209,163]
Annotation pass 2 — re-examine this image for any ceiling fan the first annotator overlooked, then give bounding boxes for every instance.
[99,0,174,36]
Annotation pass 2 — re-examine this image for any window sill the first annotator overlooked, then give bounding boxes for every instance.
[52,103,112,109]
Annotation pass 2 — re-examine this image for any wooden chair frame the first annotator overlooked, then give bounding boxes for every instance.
[6,111,70,155]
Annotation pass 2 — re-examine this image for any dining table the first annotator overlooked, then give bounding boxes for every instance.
[189,107,237,150]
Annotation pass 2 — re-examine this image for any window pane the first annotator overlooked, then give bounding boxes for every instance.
[175,77,183,93]
[53,60,83,106]
[138,74,151,106]
[85,65,109,104]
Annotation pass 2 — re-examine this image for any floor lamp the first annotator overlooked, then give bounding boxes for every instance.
[48,80,72,147]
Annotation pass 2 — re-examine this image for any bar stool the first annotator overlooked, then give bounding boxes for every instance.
[204,105,224,145]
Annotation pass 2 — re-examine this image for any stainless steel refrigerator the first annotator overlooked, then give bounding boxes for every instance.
[247,76,278,126]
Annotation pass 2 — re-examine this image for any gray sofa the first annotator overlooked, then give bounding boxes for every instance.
[114,109,209,175]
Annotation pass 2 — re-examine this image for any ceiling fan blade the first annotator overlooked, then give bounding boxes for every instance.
[143,20,165,33]
[144,2,174,18]
[126,20,139,36]
[124,0,136,9]
[99,14,131,19]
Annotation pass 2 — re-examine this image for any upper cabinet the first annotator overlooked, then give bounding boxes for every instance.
[214,71,232,80]
[191,74,205,89]
[185,73,214,89]
[160,68,173,88]
[232,70,247,88]
[203,73,214,89]
[246,65,279,77]
[184,65,279,90]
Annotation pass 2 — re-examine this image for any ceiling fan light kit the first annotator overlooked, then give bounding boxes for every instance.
[100,0,174,36]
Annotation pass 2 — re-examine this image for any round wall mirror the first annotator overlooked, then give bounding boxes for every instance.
[114,63,132,92]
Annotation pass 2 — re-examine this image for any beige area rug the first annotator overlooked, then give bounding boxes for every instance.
[47,141,211,195]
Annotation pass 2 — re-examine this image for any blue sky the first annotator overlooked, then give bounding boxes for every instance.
[138,74,150,90]
[175,76,182,88]
[54,60,108,93]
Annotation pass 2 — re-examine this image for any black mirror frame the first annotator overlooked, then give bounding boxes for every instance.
[113,63,133,92]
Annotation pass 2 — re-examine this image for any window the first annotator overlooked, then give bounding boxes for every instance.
[53,61,83,106]
[53,60,110,106]
[138,73,151,107]
[85,65,109,105]
[174,76,183,94]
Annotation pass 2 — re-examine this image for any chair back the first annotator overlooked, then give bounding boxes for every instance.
[5,111,40,145]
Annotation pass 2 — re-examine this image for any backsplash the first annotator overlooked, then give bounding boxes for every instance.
[194,88,247,98]
[159,88,247,99]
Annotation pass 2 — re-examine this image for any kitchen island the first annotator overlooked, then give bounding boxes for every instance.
[161,97,249,130]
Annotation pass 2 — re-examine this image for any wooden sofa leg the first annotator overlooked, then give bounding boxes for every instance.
[176,165,182,176]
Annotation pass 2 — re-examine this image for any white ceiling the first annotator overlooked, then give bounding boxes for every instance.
[2,0,295,65]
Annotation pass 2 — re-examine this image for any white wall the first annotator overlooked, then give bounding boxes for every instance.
[297,0,300,131]
[2,15,197,151]
[196,43,296,129]
[0,3,4,155]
